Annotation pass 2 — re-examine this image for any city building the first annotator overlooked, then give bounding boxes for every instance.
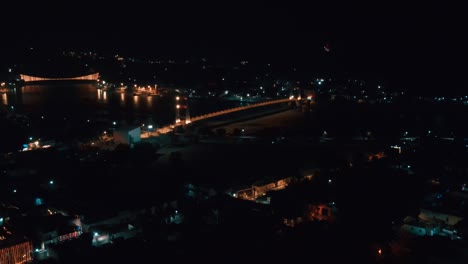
[0,238,33,264]
[113,126,141,146]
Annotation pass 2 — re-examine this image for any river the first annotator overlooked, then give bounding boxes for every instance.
[0,83,245,150]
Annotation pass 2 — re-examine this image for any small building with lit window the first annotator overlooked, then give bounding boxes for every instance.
[113,126,141,146]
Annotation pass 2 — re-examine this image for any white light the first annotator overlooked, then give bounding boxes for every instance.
[328,179,332,183]
[94,232,99,237]
[148,125,153,129]
[49,180,54,185]
[13,189,17,193]
[113,121,116,125]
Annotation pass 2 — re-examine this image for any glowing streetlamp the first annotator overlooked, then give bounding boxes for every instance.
[147,124,153,136]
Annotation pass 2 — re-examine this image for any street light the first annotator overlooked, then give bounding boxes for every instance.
[147,125,153,136]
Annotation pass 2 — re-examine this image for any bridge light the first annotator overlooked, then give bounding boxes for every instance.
[176,104,180,109]
[176,96,180,101]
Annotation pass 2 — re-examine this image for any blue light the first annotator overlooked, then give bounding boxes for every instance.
[35,198,43,206]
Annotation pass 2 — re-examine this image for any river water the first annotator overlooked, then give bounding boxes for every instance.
[0,83,244,148]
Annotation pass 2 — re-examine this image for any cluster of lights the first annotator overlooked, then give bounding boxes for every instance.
[0,241,33,264]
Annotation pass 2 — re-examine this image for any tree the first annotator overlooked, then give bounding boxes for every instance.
[232,128,242,136]
[169,151,182,165]
[112,143,130,163]
[216,128,226,136]
[132,142,157,165]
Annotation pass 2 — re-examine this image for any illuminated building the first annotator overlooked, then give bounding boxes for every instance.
[0,237,33,264]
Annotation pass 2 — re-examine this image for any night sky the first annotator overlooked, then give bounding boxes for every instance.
[4,2,467,95]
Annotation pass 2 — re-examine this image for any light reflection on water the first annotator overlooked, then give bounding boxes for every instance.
[1,93,7,105]
[120,92,125,106]
[2,83,243,127]
[6,83,177,126]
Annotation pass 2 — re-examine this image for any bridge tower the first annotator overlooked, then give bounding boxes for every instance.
[175,96,181,124]
[185,98,191,124]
